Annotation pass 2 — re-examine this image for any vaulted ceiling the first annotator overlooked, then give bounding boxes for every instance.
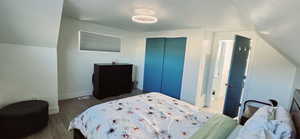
[63,0,300,66]
[63,0,251,32]
[232,0,300,66]
[0,0,63,47]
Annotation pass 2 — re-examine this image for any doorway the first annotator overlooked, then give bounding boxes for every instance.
[205,40,234,114]
[223,35,251,118]
[204,33,251,117]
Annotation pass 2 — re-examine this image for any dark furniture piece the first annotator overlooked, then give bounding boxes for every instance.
[0,100,49,138]
[93,63,133,99]
[74,129,85,139]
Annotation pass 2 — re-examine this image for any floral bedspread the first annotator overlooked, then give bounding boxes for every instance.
[69,92,213,139]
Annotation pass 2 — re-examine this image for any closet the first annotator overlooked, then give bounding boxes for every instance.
[143,37,187,99]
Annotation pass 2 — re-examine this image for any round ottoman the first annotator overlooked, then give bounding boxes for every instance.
[0,100,49,138]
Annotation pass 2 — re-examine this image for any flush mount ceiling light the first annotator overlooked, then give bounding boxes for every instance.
[132,8,158,24]
[132,15,158,24]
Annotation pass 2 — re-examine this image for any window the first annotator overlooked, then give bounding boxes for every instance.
[79,31,121,52]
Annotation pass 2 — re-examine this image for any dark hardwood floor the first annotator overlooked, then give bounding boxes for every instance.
[24,89,143,139]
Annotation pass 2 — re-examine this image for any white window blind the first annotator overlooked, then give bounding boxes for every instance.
[79,31,121,52]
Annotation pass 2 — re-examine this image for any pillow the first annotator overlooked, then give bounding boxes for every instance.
[275,106,295,127]
[243,105,259,118]
[249,106,276,120]
[237,106,295,139]
[275,106,296,138]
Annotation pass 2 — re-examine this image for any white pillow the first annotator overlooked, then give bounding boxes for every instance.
[274,106,296,138]
[275,106,294,126]
[252,106,276,120]
[237,106,295,139]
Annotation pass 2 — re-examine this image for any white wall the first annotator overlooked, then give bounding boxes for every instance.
[132,29,206,105]
[0,43,59,113]
[293,68,300,89]
[0,0,63,114]
[243,35,296,109]
[57,17,138,100]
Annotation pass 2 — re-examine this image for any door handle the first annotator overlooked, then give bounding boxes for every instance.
[226,84,233,88]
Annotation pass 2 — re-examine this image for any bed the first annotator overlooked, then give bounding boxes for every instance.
[69,92,300,139]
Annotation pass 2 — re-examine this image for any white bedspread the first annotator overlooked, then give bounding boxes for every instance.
[69,93,213,139]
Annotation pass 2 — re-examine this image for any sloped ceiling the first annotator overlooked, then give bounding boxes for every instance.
[231,0,300,66]
[0,0,63,47]
[63,0,251,32]
[64,0,300,66]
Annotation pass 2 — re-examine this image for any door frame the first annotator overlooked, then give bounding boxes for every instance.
[205,32,253,117]
[223,35,252,117]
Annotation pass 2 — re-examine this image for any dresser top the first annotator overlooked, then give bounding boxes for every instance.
[94,63,132,66]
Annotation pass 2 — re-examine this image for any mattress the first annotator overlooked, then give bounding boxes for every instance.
[69,92,214,139]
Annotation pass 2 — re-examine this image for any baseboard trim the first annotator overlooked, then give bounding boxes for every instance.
[49,105,59,115]
[59,90,92,100]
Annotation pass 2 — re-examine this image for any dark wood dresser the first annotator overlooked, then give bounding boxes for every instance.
[92,63,133,99]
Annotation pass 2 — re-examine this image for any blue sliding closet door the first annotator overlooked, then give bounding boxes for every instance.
[143,37,186,99]
[143,38,165,92]
[161,38,187,99]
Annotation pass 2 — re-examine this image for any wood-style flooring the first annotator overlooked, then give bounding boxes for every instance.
[200,96,225,114]
[23,90,143,139]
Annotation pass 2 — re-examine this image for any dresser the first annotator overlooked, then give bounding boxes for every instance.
[93,63,133,99]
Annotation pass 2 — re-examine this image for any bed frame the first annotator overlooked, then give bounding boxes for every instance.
[74,129,85,139]
[291,90,300,137]
[72,92,300,139]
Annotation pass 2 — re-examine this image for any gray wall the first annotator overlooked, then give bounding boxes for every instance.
[204,31,296,110]
[0,0,63,114]
[0,0,63,47]
[243,34,296,109]
[293,68,300,89]
[57,17,138,100]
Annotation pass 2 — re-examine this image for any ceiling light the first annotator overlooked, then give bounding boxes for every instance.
[132,15,158,24]
[134,9,155,15]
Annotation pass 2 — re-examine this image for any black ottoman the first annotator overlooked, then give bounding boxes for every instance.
[0,100,49,138]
